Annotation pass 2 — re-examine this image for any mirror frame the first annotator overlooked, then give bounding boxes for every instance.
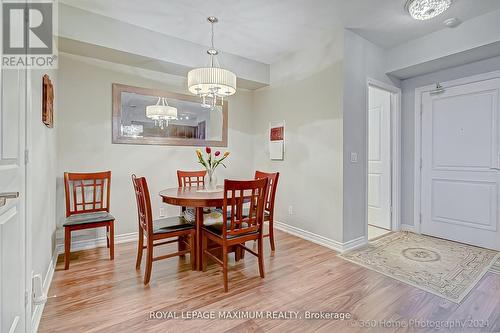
[112,83,228,147]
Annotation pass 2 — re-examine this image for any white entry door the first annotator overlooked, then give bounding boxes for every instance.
[368,86,392,229]
[421,78,500,250]
[0,11,27,332]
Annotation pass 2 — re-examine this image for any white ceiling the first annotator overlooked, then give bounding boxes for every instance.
[60,0,500,64]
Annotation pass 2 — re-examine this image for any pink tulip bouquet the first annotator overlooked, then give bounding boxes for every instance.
[196,147,230,190]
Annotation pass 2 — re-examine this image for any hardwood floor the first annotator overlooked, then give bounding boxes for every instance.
[39,230,500,333]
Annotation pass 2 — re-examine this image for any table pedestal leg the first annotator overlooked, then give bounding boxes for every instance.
[195,207,204,271]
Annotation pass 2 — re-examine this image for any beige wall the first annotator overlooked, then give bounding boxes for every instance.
[253,43,344,242]
[56,54,255,243]
[28,68,58,318]
[342,31,401,242]
[57,36,346,247]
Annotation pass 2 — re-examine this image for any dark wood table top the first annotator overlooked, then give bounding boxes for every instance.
[159,186,225,207]
[159,186,252,207]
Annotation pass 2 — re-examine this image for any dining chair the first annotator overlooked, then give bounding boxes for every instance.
[177,170,206,188]
[202,178,269,292]
[176,170,206,254]
[132,174,195,285]
[255,171,280,251]
[63,171,115,270]
[235,171,280,260]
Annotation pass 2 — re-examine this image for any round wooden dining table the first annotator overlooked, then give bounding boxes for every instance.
[159,186,227,271]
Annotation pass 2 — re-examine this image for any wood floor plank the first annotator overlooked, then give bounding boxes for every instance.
[38,231,500,333]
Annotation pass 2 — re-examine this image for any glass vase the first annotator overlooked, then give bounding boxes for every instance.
[204,169,217,191]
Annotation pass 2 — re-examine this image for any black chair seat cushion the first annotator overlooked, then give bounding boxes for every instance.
[64,212,114,227]
[203,221,257,239]
[153,216,194,234]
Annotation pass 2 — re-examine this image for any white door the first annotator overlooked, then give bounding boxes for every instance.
[368,86,392,230]
[421,78,500,250]
[0,6,27,331]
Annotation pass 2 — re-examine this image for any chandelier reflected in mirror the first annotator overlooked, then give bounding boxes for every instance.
[187,17,237,109]
[145,97,178,129]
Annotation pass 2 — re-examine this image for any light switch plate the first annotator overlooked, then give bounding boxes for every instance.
[350,152,358,163]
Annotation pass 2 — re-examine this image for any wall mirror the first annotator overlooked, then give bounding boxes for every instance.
[112,84,228,147]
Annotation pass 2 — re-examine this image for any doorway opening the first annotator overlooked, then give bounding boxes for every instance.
[366,79,401,241]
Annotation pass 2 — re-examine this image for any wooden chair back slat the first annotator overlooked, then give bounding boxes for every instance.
[222,178,268,238]
[255,171,280,216]
[64,171,111,217]
[177,170,206,187]
[100,178,105,210]
[131,175,154,235]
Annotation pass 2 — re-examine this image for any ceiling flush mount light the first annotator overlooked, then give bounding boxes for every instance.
[187,16,236,109]
[406,0,451,20]
[146,97,178,129]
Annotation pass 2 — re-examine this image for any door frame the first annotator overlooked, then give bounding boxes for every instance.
[413,70,500,233]
[365,78,402,238]
[25,68,34,332]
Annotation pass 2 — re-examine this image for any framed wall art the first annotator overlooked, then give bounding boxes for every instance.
[42,74,54,128]
[269,120,285,160]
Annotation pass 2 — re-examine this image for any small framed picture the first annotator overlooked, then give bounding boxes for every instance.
[269,121,285,160]
[42,74,54,128]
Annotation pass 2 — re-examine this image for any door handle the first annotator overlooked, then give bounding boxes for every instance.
[0,192,19,207]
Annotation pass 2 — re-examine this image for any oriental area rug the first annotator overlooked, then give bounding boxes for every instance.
[340,232,499,303]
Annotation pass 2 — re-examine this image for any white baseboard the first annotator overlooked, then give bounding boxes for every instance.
[274,221,367,253]
[401,224,417,233]
[342,234,368,252]
[55,232,138,255]
[31,248,58,333]
[57,224,370,255]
